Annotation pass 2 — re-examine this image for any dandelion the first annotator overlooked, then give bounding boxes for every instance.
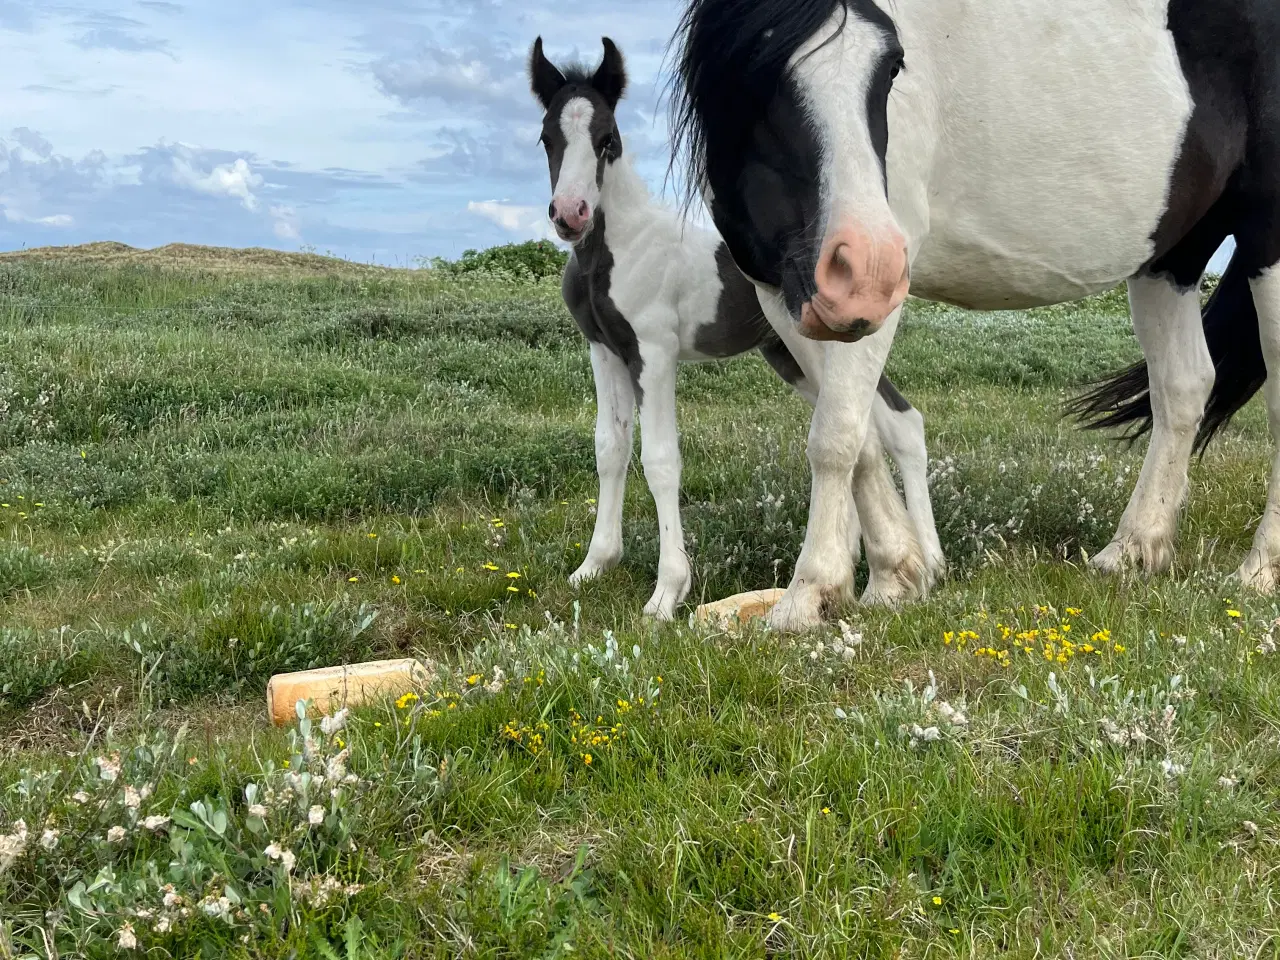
[507,586,519,593]
[483,563,499,572]
[107,826,127,843]
[308,805,325,826]
[506,572,521,579]
[1228,610,1242,619]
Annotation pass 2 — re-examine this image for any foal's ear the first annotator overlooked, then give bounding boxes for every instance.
[529,37,567,109]
[592,37,627,109]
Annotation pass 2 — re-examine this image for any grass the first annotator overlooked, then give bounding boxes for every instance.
[0,245,1278,958]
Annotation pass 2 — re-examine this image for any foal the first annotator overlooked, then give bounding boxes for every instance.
[530,37,943,620]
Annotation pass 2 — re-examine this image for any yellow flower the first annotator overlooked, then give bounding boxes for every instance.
[767,912,782,922]
[483,563,499,572]
[348,577,359,583]
[932,896,943,906]
[1066,607,1083,617]
[367,533,377,539]
[1114,644,1127,654]
[374,722,382,728]
[1228,610,1242,619]
[505,623,518,630]
[950,928,961,935]
[466,674,481,686]
[456,567,464,574]
[822,807,831,815]
[507,586,519,593]
[396,693,419,709]
[583,753,593,765]
[392,575,402,585]
[506,572,521,579]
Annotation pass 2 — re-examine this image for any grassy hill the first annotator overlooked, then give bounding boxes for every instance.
[0,244,1276,958]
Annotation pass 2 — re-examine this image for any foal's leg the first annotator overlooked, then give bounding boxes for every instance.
[635,335,692,620]
[873,395,945,587]
[1093,276,1213,575]
[769,307,907,633]
[571,343,635,587]
[1239,265,1280,591]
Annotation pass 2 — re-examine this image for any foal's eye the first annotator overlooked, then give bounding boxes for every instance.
[890,58,904,81]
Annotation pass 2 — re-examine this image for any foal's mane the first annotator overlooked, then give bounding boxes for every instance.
[666,0,853,214]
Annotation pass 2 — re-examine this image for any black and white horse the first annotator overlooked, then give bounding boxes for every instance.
[672,0,1280,631]
[529,37,944,620]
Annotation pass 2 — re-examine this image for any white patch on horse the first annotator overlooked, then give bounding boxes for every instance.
[1239,266,1280,592]
[555,97,602,209]
[795,1,1195,309]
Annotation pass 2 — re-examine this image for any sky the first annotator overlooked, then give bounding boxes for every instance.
[0,0,1234,270]
[0,0,682,264]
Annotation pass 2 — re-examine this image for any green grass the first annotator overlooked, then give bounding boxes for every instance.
[1,251,1278,958]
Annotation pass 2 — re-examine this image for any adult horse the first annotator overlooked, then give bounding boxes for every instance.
[671,0,1280,632]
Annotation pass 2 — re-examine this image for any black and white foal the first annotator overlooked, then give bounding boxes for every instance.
[530,37,944,620]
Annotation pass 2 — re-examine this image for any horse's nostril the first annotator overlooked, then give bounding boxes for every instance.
[548,202,557,221]
[577,201,590,219]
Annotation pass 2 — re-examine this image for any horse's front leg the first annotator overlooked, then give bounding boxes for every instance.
[769,308,902,633]
[571,343,636,587]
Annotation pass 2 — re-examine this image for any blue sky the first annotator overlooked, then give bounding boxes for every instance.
[0,0,681,263]
[0,1,1235,271]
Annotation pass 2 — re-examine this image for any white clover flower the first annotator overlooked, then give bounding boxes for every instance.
[325,750,349,783]
[123,786,142,810]
[0,820,28,875]
[1218,776,1240,789]
[281,850,296,872]
[308,805,325,826]
[248,804,268,818]
[1244,821,1260,838]
[141,816,170,832]
[1160,758,1186,778]
[71,791,90,805]
[95,755,121,782]
[264,842,283,860]
[320,709,349,736]
[39,829,59,851]
[116,922,137,950]
[107,826,127,843]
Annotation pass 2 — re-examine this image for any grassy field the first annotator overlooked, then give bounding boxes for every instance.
[0,243,1278,958]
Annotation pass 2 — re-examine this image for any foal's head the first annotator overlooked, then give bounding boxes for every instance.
[529,37,627,244]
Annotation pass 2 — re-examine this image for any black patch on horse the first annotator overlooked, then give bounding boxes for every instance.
[561,213,645,401]
[693,243,775,358]
[670,0,901,311]
[876,376,912,414]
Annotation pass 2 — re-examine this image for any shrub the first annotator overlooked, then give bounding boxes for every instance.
[429,241,568,281]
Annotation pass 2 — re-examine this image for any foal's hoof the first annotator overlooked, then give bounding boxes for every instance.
[863,553,927,608]
[569,555,619,588]
[643,569,692,622]
[1237,549,1279,595]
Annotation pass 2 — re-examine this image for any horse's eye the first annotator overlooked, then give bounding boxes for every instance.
[890,58,904,81]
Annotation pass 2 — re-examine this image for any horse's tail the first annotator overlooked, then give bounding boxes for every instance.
[1067,252,1266,454]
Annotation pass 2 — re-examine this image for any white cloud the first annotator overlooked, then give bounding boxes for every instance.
[467,200,555,241]
[169,155,262,210]
[1,205,73,227]
[270,204,300,240]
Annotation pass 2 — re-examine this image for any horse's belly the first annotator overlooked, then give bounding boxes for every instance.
[898,0,1195,310]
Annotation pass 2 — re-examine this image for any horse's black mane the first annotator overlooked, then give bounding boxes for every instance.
[667,0,851,211]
